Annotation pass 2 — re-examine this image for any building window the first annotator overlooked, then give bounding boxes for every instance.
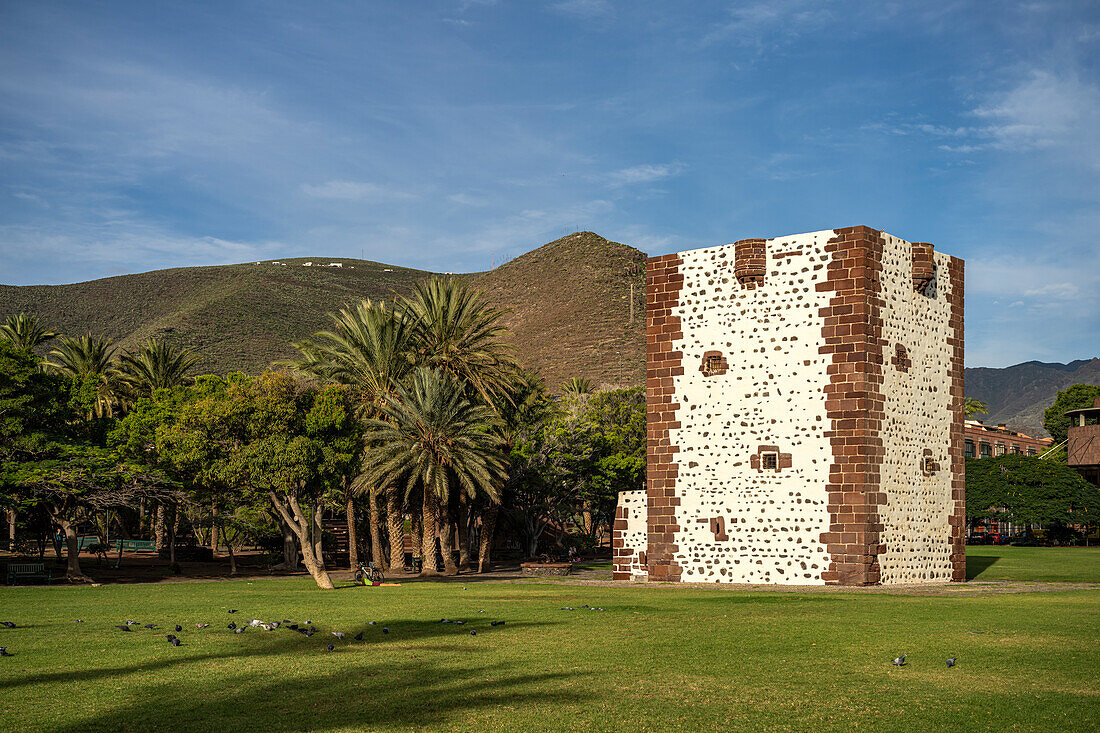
[995,442,1006,456]
[761,452,778,471]
[1027,448,1036,457]
[965,440,975,458]
[892,343,911,372]
[923,456,936,474]
[980,442,992,458]
[1011,445,1021,455]
[699,350,728,377]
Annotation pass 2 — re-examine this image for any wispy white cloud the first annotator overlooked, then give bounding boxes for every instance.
[599,163,684,187]
[551,0,615,20]
[300,180,417,202]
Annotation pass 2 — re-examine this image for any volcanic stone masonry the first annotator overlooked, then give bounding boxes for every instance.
[612,226,965,586]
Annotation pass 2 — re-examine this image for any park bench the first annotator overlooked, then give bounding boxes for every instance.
[6,561,53,585]
[114,539,156,553]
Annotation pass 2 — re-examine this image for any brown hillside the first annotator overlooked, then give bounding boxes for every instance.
[475,231,646,390]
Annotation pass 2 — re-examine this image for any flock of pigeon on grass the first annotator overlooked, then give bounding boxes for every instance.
[892,653,958,669]
[0,603,518,656]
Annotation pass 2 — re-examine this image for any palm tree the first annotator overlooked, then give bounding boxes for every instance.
[401,277,518,406]
[360,368,506,576]
[0,313,57,351]
[47,335,118,418]
[562,377,594,396]
[287,299,415,572]
[965,397,989,419]
[116,339,200,401]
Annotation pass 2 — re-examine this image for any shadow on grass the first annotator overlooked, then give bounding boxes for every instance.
[57,658,590,732]
[0,618,556,693]
[966,554,999,580]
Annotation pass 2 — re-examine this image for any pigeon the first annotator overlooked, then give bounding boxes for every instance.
[227,622,237,630]
[171,638,181,647]
[1,621,17,628]
[332,632,345,639]
[227,609,238,614]
[382,627,389,634]
[249,619,264,627]
[367,621,376,626]
[270,622,281,629]
[74,619,84,623]
[260,623,274,631]
[165,634,177,641]
[305,619,312,624]
[326,643,335,651]
[469,630,476,636]
[892,654,907,667]
[462,587,467,590]
[282,620,293,624]
[114,625,132,632]
[234,627,245,634]
[0,647,9,656]
[354,632,363,641]
[143,624,158,630]
[946,658,957,668]
[288,624,299,630]
[303,630,315,637]
[454,620,465,626]
[125,620,139,626]
[440,619,450,624]
[583,605,589,609]
[490,621,505,627]
[195,624,209,629]
[174,625,183,632]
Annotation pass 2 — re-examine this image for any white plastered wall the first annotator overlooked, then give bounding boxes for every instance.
[667,231,836,584]
[876,235,956,583]
[615,489,649,580]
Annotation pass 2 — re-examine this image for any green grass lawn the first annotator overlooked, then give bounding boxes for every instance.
[1,553,1098,732]
[966,545,1100,582]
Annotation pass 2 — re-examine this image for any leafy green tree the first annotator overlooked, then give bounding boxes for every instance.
[0,313,57,351]
[1044,384,1100,444]
[288,298,414,571]
[361,369,506,576]
[965,455,1100,531]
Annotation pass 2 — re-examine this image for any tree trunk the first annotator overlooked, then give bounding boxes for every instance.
[438,498,458,576]
[386,486,405,574]
[478,504,498,573]
[457,494,471,570]
[168,504,177,565]
[274,512,297,569]
[345,489,359,571]
[154,504,166,552]
[5,509,14,543]
[225,529,237,575]
[50,511,84,579]
[210,502,219,552]
[270,491,334,589]
[420,490,441,576]
[411,511,421,571]
[369,488,386,571]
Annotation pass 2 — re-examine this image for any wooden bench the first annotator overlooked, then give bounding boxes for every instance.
[6,562,53,585]
[114,539,156,553]
[520,562,573,577]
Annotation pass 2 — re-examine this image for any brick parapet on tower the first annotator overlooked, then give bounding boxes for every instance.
[946,255,967,581]
[817,226,887,586]
[644,253,685,582]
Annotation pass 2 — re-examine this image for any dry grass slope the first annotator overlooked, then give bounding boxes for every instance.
[0,233,648,390]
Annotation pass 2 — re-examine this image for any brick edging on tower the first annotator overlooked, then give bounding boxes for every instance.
[818,226,887,585]
[946,256,967,581]
[645,254,685,582]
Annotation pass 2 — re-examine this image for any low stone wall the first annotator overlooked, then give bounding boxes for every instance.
[520,562,572,577]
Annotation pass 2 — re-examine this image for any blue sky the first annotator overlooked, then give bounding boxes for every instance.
[1,1,1097,367]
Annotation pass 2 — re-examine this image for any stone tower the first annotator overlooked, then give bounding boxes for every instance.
[613,226,965,586]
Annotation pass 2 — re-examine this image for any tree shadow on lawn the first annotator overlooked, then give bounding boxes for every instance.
[966,554,999,580]
[0,618,556,693]
[57,657,590,732]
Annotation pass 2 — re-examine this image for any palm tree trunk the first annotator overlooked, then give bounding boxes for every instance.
[154,504,166,553]
[345,489,359,570]
[478,504,498,573]
[411,512,421,570]
[369,488,386,571]
[386,486,405,573]
[457,494,471,570]
[420,490,441,576]
[210,502,219,552]
[438,498,458,576]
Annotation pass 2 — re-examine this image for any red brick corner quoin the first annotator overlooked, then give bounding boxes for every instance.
[645,254,685,582]
[817,226,887,586]
[946,255,967,582]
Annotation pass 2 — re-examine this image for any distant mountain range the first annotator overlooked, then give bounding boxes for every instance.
[964,358,1100,438]
[2,230,1094,434]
